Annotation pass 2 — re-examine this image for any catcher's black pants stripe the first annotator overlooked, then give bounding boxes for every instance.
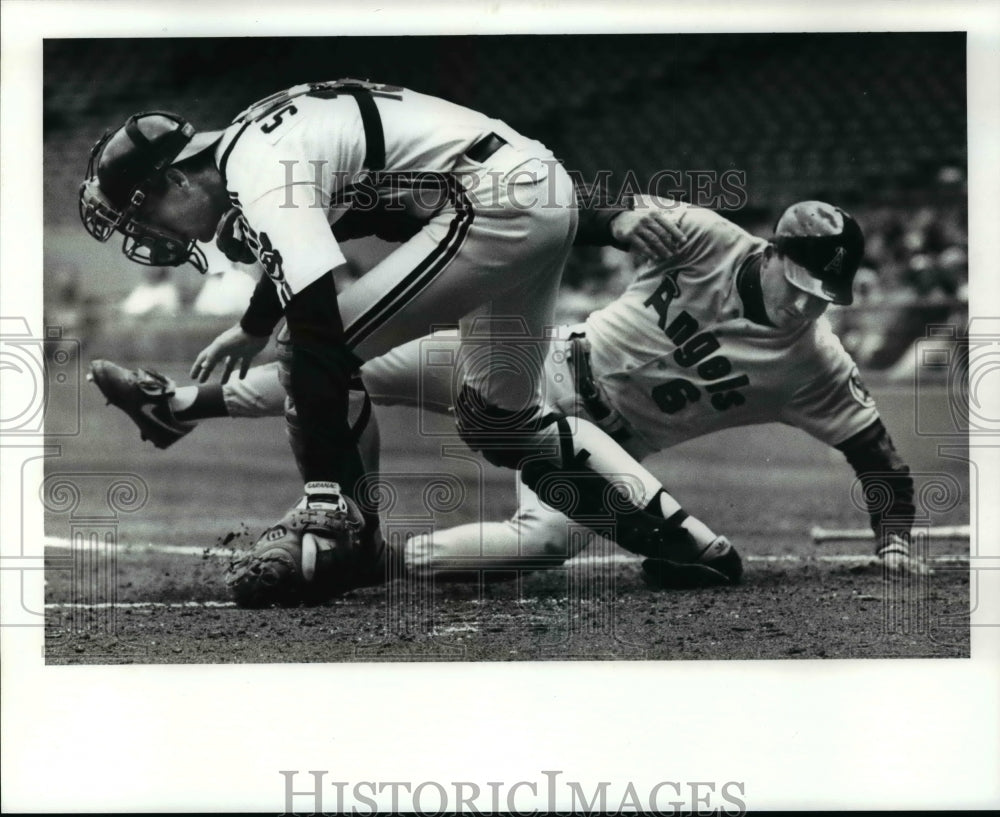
[344,179,474,350]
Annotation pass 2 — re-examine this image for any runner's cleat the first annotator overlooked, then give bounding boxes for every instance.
[88,359,196,448]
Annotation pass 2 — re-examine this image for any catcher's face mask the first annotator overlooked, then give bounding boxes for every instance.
[78,176,207,271]
[78,112,218,274]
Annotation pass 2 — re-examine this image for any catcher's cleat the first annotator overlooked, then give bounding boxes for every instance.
[640,536,744,589]
[87,359,196,449]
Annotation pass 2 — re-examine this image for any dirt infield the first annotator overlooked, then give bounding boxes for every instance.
[46,550,969,664]
[43,370,971,663]
[46,551,968,663]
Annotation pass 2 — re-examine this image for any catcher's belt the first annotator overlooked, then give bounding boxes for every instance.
[567,332,632,444]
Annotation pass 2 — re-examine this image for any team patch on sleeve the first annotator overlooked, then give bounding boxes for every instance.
[848,367,875,408]
[239,187,348,303]
[239,219,293,304]
[256,232,285,283]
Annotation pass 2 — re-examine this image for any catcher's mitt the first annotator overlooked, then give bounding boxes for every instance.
[225,482,366,608]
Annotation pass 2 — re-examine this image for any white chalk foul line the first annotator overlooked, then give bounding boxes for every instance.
[46,601,236,609]
[44,535,238,558]
[43,536,970,566]
[43,537,971,611]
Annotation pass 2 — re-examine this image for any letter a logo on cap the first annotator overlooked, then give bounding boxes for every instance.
[824,246,846,276]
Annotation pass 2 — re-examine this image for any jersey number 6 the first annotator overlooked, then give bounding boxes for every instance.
[651,309,750,414]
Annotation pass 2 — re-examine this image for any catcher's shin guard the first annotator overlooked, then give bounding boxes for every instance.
[520,457,722,558]
[518,438,743,586]
[456,386,740,583]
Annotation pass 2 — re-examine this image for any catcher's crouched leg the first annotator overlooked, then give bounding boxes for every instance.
[455,388,743,589]
[226,482,387,608]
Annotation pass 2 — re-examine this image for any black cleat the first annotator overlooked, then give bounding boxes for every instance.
[641,536,744,589]
[87,359,196,449]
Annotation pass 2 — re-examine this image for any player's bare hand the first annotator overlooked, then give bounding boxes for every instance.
[611,208,687,263]
[191,324,269,384]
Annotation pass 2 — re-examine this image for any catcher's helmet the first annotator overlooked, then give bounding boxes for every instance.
[78,111,221,273]
[772,201,865,306]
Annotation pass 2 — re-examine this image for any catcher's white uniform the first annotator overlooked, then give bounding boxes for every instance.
[219,79,576,365]
[223,202,882,574]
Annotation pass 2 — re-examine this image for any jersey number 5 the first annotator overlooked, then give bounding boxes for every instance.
[260,104,298,134]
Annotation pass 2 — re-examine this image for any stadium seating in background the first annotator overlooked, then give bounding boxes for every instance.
[43,34,967,372]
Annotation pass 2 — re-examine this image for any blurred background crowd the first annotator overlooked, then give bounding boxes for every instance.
[43,33,967,376]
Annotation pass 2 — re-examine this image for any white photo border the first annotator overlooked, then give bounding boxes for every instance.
[2,1,998,811]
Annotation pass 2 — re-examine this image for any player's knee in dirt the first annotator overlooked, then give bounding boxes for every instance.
[524,511,578,562]
[403,512,573,584]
